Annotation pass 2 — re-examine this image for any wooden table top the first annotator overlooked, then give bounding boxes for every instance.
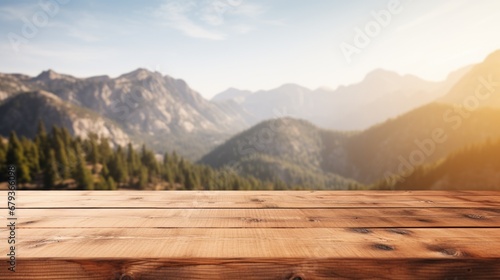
[1,190,500,279]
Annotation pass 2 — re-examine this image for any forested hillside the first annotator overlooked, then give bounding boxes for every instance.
[373,139,500,190]
[0,122,358,190]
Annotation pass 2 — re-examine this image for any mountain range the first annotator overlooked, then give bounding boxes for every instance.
[1,49,500,189]
[202,50,500,187]
[212,66,472,130]
[0,69,251,159]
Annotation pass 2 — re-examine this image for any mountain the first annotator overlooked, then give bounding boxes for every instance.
[199,118,361,189]
[212,68,469,130]
[201,103,500,186]
[0,69,251,159]
[440,50,500,108]
[373,139,500,190]
[0,91,130,146]
[211,87,252,104]
[328,66,472,130]
[0,73,32,100]
[203,51,500,186]
[338,103,500,183]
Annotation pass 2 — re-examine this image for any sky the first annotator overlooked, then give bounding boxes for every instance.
[1,0,500,98]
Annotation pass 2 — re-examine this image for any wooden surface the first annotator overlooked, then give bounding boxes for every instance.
[1,191,499,279]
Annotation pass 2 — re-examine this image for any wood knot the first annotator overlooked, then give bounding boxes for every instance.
[387,229,411,235]
[427,245,470,257]
[351,228,371,234]
[242,217,263,223]
[289,273,305,280]
[119,273,134,280]
[415,218,434,223]
[373,243,395,251]
[464,213,484,220]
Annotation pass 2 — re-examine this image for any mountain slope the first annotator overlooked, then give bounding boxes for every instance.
[199,118,360,189]
[0,73,32,100]
[374,139,500,190]
[338,103,500,183]
[440,50,500,107]
[201,103,500,186]
[0,91,130,146]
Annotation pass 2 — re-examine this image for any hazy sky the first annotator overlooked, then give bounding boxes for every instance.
[1,0,500,98]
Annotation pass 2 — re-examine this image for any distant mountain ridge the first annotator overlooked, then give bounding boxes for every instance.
[212,67,472,130]
[202,50,500,186]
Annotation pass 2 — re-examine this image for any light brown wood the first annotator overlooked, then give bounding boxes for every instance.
[0,191,499,280]
[4,190,500,196]
[2,191,500,208]
[2,227,500,258]
[6,208,500,228]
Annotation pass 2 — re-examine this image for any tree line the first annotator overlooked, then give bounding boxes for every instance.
[0,122,282,190]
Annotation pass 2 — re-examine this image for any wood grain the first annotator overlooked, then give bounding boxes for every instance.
[0,191,499,279]
[2,191,500,208]
[5,208,500,228]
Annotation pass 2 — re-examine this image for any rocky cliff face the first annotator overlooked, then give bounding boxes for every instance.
[0,90,131,147]
[0,69,251,159]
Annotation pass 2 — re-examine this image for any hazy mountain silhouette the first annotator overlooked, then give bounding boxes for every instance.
[212,67,470,130]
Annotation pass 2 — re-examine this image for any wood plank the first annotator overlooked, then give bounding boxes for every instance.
[3,259,500,280]
[3,192,500,208]
[3,190,500,196]
[2,228,500,259]
[5,208,500,228]
[1,191,499,279]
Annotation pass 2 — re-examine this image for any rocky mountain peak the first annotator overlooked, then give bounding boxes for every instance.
[119,68,160,81]
[35,69,62,81]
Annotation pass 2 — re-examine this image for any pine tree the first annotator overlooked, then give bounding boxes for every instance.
[88,138,99,165]
[74,145,94,190]
[60,127,72,147]
[66,140,78,178]
[37,120,47,138]
[35,120,48,169]
[138,166,148,190]
[140,144,158,175]
[163,165,175,187]
[127,143,140,179]
[108,152,128,183]
[163,152,170,166]
[101,162,110,179]
[98,138,112,163]
[6,132,31,183]
[171,151,179,164]
[23,139,40,176]
[53,135,70,179]
[0,139,7,181]
[43,149,60,189]
[183,169,199,190]
[107,176,117,190]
